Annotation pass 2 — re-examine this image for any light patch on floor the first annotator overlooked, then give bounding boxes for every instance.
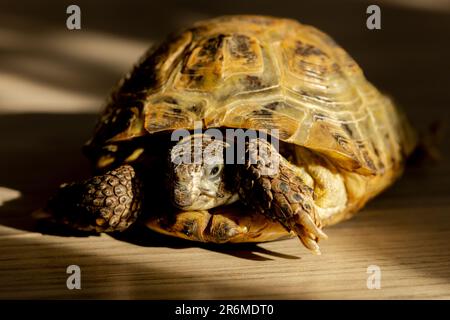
[0,187,21,206]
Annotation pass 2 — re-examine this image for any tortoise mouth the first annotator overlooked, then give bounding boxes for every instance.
[199,187,216,198]
[171,184,209,210]
[171,183,233,211]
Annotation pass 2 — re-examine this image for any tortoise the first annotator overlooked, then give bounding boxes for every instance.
[40,15,417,254]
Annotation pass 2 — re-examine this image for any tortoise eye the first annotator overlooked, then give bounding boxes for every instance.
[209,165,220,176]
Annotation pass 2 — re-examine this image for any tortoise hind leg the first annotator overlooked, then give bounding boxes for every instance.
[41,165,142,232]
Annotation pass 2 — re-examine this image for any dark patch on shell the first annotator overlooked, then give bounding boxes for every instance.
[372,144,380,157]
[188,103,205,116]
[356,141,365,148]
[199,34,225,58]
[313,113,326,121]
[299,90,311,97]
[229,34,256,63]
[362,151,377,171]
[90,106,137,148]
[163,97,178,105]
[333,133,348,147]
[188,74,204,85]
[295,40,327,57]
[265,102,283,111]
[252,109,273,116]
[242,75,264,90]
[342,123,353,137]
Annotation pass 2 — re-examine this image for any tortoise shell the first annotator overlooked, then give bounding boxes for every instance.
[87,15,415,179]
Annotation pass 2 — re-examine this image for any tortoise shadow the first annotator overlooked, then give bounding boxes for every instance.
[32,215,300,261]
[113,223,300,261]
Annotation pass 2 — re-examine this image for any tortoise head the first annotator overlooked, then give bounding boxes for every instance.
[167,133,238,211]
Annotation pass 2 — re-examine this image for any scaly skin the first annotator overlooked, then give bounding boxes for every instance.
[236,139,328,254]
[45,165,142,232]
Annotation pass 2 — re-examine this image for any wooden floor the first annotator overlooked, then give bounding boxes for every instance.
[0,0,449,299]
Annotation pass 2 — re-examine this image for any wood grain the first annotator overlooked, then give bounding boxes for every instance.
[0,0,449,299]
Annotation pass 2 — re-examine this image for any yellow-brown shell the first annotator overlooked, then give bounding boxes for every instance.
[88,15,416,182]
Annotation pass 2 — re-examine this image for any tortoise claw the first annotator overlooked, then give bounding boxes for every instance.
[292,213,327,255]
[298,212,328,241]
[298,230,321,255]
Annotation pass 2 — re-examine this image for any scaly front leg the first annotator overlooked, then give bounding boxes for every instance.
[238,139,328,254]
